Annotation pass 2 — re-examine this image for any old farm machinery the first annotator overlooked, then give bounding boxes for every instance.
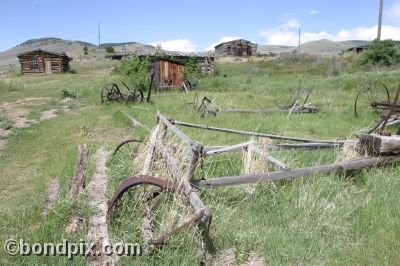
[108,110,400,257]
[353,81,399,117]
[100,82,144,103]
[189,92,320,117]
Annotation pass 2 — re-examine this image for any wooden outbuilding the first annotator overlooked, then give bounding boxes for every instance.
[17,49,72,74]
[214,39,257,57]
[151,56,214,90]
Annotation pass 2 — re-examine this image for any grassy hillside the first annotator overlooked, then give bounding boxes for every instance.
[0,55,399,265]
[0,38,157,66]
[258,40,370,55]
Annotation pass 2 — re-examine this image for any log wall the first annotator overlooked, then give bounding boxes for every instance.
[18,51,71,74]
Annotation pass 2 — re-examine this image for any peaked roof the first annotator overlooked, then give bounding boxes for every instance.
[16,49,72,60]
[214,39,257,48]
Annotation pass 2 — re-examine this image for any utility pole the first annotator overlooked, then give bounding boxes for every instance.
[298,27,301,52]
[377,0,383,40]
[98,22,101,48]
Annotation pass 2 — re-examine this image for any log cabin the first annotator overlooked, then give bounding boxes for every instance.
[214,39,257,57]
[17,49,72,74]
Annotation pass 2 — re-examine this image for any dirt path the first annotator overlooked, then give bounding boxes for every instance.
[86,148,114,266]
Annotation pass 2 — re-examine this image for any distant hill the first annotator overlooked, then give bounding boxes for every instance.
[0,37,157,66]
[258,39,371,55]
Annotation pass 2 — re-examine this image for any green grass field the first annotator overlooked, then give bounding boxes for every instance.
[0,56,399,265]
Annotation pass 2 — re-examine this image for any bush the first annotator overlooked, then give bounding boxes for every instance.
[61,89,77,98]
[0,114,13,130]
[113,55,151,90]
[361,39,400,66]
[184,57,202,85]
[105,46,115,53]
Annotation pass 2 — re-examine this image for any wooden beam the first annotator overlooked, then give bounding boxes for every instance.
[266,156,291,172]
[142,124,160,175]
[192,155,400,188]
[171,120,350,144]
[158,141,211,223]
[157,111,200,150]
[250,146,291,172]
[204,141,254,157]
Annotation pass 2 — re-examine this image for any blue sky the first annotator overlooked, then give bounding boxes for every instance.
[1,0,400,52]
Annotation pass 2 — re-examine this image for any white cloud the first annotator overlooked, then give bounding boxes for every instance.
[259,19,400,46]
[149,39,196,52]
[308,10,319,15]
[204,36,241,51]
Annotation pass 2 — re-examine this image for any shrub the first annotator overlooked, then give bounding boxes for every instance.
[113,55,151,91]
[62,89,77,98]
[361,39,400,66]
[0,114,13,130]
[184,57,202,85]
[105,46,115,53]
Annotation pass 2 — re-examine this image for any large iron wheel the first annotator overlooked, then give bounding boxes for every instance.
[122,81,144,103]
[101,83,123,103]
[354,81,390,117]
[113,138,144,157]
[107,176,182,247]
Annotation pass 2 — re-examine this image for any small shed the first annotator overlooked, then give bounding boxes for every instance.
[151,56,214,90]
[17,49,72,74]
[214,39,257,57]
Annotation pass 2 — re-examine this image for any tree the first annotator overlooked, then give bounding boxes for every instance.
[362,39,400,66]
[105,46,115,53]
[83,46,88,55]
[113,55,151,91]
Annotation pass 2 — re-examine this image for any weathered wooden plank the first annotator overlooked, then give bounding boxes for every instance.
[171,120,350,144]
[250,146,291,171]
[142,124,160,175]
[157,111,201,150]
[204,141,254,157]
[192,155,400,188]
[158,141,211,223]
[360,134,400,155]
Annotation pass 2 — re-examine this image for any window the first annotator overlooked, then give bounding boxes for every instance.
[31,58,39,70]
[227,45,232,51]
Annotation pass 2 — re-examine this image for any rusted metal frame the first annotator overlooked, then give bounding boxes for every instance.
[250,146,291,172]
[107,175,179,216]
[378,85,400,133]
[170,119,350,145]
[113,138,145,156]
[191,155,400,188]
[149,211,204,245]
[368,86,400,134]
[158,141,211,223]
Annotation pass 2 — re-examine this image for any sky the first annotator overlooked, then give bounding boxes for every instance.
[1,0,400,52]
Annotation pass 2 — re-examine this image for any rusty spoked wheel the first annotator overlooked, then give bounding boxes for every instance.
[108,175,179,216]
[101,83,123,103]
[113,138,144,157]
[122,81,144,103]
[108,176,182,247]
[354,82,390,118]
